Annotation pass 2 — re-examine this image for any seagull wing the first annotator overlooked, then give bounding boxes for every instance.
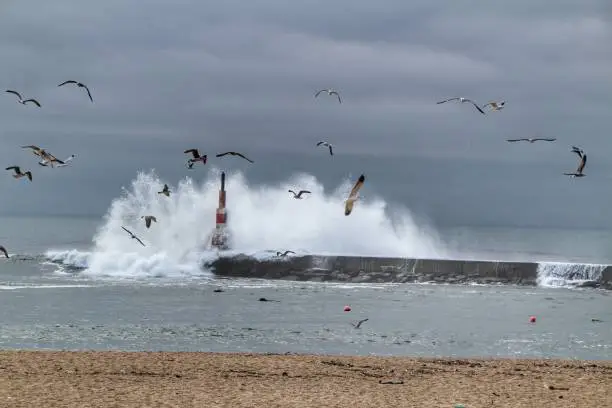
[328,145,333,155]
[436,97,460,104]
[215,152,230,158]
[288,190,296,196]
[25,171,32,181]
[24,99,41,107]
[506,139,526,142]
[135,236,146,247]
[5,166,19,172]
[297,190,311,198]
[345,174,365,215]
[83,85,93,102]
[184,148,199,158]
[344,199,356,216]
[121,226,133,236]
[577,154,587,174]
[0,245,8,258]
[235,152,254,163]
[539,138,556,142]
[6,90,22,100]
[58,80,77,87]
[314,90,326,98]
[332,92,342,103]
[21,145,42,154]
[316,141,327,146]
[468,100,485,114]
[348,174,365,199]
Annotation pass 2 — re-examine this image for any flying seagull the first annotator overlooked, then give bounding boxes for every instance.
[158,184,171,197]
[40,154,75,168]
[184,148,207,169]
[0,245,9,258]
[121,226,145,247]
[6,166,32,181]
[351,318,369,329]
[21,145,64,167]
[58,80,93,102]
[507,138,556,143]
[288,190,311,199]
[5,90,41,107]
[315,88,342,104]
[345,174,365,216]
[216,151,254,163]
[141,215,157,229]
[564,146,587,178]
[276,250,296,257]
[482,100,506,111]
[436,97,485,114]
[317,141,334,156]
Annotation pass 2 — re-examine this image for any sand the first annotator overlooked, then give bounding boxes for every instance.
[0,352,609,408]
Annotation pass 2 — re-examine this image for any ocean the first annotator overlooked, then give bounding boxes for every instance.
[0,170,610,359]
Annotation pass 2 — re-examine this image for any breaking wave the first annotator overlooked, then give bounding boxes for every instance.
[536,262,607,288]
[46,169,446,280]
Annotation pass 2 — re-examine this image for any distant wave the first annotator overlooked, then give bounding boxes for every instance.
[45,169,446,280]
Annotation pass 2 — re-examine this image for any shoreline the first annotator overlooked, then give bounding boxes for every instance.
[0,351,609,407]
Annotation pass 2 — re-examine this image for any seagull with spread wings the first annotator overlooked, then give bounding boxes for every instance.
[5,90,41,107]
[315,88,342,103]
[345,174,365,216]
[276,250,295,257]
[507,138,556,143]
[141,215,157,229]
[6,166,32,181]
[317,141,334,156]
[184,148,207,169]
[39,154,75,167]
[351,318,369,329]
[58,81,93,102]
[216,151,254,163]
[288,190,311,199]
[158,184,171,197]
[436,97,485,114]
[564,146,587,178]
[21,145,64,167]
[121,226,146,246]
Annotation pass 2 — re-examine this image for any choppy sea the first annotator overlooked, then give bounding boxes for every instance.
[0,170,610,359]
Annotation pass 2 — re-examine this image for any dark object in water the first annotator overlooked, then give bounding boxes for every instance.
[258,297,280,302]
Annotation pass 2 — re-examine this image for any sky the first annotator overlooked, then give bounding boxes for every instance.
[0,1,611,229]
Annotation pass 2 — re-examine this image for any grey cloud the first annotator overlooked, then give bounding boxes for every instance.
[0,0,610,227]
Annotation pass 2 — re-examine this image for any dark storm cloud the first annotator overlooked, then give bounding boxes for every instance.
[0,0,610,219]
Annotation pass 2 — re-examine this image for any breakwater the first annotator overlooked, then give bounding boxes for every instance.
[204,254,612,289]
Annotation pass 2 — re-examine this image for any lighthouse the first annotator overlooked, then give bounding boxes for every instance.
[210,171,231,250]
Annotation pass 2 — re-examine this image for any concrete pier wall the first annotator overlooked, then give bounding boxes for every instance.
[205,255,541,286]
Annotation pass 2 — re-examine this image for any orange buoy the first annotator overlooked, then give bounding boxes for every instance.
[529,316,536,323]
[343,305,351,312]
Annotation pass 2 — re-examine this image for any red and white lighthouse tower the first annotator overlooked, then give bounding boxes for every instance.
[210,171,230,250]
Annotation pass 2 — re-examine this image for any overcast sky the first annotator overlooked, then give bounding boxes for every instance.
[0,1,610,228]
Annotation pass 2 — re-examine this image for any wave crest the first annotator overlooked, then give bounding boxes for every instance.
[46,169,447,280]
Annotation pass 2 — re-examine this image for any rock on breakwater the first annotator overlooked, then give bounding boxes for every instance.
[205,254,541,285]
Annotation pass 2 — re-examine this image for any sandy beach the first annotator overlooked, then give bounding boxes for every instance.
[0,352,609,407]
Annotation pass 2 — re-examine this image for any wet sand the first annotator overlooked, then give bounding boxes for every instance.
[0,351,609,407]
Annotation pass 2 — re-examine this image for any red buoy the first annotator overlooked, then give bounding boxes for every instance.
[343,305,351,312]
[529,316,536,323]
